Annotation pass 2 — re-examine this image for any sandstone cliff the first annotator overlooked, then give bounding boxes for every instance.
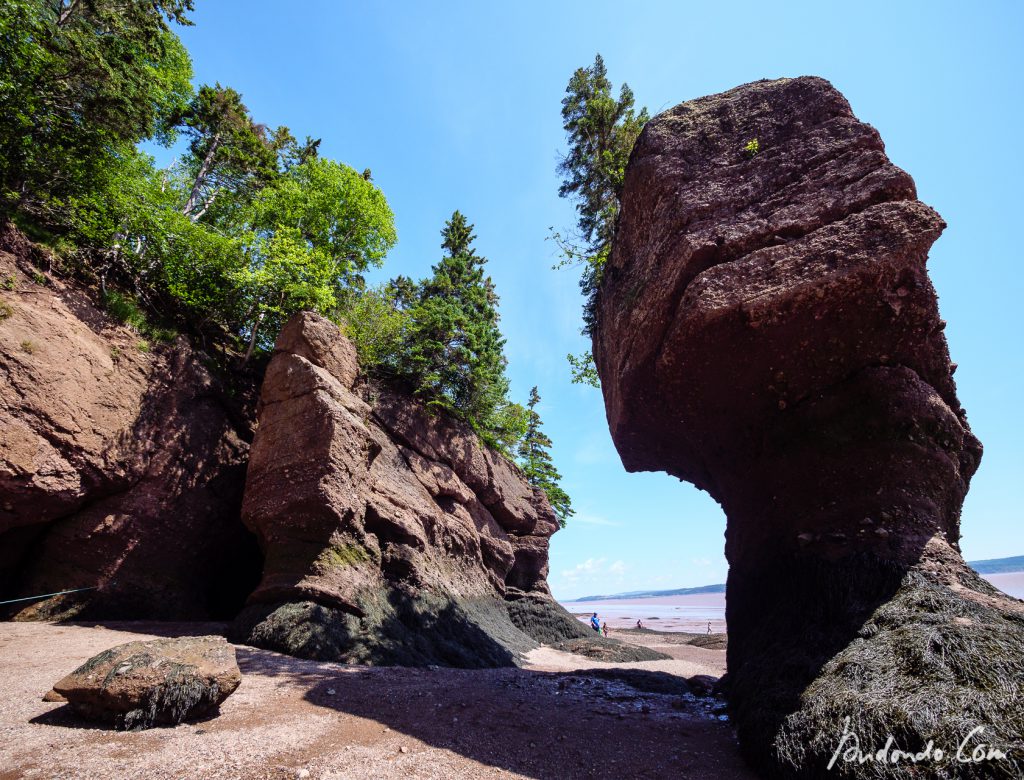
[230,312,590,666]
[594,77,1024,777]
[0,223,258,619]
[0,223,594,667]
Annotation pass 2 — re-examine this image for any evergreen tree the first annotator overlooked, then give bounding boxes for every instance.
[556,53,648,386]
[178,84,278,222]
[406,211,509,429]
[518,387,573,527]
[385,275,419,310]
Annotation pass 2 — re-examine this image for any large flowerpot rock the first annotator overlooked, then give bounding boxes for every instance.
[50,635,241,730]
[594,76,1024,777]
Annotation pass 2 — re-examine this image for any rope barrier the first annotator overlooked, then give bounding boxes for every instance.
[0,586,98,606]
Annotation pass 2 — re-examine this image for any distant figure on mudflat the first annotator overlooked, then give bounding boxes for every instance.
[707,621,711,634]
[636,619,644,630]
[590,613,601,632]
[602,622,609,637]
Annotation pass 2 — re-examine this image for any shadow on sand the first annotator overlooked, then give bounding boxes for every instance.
[231,646,754,780]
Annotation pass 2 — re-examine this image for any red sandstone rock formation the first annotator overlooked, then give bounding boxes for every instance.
[0,225,598,664]
[594,77,1023,777]
[231,312,585,666]
[0,223,256,619]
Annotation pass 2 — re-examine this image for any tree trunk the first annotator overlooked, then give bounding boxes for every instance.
[241,310,264,366]
[190,191,218,221]
[57,0,81,27]
[183,135,221,220]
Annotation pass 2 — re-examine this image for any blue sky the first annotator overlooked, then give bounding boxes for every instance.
[173,2,1023,599]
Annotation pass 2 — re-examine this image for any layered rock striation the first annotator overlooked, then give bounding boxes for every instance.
[594,77,1024,777]
[231,312,589,666]
[0,223,258,619]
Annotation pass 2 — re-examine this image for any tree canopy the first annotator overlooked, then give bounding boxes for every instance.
[233,157,396,360]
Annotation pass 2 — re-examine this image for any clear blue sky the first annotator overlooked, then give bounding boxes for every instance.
[174,1,1023,599]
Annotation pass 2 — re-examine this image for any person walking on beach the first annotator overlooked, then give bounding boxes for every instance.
[636,619,644,630]
[590,613,601,632]
[602,622,609,637]
[707,620,712,634]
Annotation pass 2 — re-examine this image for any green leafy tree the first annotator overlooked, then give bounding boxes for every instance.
[487,400,530,458]
[405,211,509,427]
[341,284,411,374]
[233,157,397,362]
[68,146,397,363]
[0,0,194,221]
[518,386,573,526]
[566,351,600,389]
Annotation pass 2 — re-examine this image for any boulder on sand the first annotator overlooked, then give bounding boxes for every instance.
[50,635,241,730]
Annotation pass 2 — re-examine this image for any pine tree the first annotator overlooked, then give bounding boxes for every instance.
[519,386,573,527]
[406,211,509,428]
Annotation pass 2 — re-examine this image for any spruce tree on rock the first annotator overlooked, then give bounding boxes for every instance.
[557,54,649,328]
[519,386,573,527]
[407,211,509,429]
[556,53,648,387]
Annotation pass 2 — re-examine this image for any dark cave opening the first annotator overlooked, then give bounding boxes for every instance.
[206,521,264,620]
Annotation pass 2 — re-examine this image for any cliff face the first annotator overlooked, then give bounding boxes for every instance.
[0,224,582,665]
[0,223,258,619]
[594,77,1024,777]
[230,312,584,667]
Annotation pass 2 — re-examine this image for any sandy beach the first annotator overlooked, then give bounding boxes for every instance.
[565,593,727,633]
[0,622,754,780]
[564,570,1024,635]
[982,571,1024,600]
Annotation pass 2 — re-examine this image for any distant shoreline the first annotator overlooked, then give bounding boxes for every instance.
[561,570,1024,633]
[563,592,728,633]
[565,556,1024,603]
